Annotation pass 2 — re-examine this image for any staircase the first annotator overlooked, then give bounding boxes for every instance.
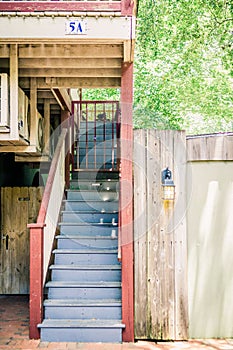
[38,118,124,342]
[78,121,118,170]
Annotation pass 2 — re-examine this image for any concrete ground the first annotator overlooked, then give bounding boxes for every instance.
[0,295,232,350]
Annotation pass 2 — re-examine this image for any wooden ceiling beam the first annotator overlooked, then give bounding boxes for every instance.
[18,44,123,58]
[20,77,121,88]
[19,68,121,78]
[18,57,122,69]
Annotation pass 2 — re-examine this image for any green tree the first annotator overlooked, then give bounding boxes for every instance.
[134,0,233,134]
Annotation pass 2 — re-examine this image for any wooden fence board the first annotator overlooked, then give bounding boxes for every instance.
[187,133,233,161]
[134,129,148,338]
[134,130,188,340]
[0,187,43,294]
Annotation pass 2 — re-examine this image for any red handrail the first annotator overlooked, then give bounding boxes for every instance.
[37,129,67,224]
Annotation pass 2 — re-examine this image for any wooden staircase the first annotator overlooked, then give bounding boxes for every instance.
[38,118,124,342]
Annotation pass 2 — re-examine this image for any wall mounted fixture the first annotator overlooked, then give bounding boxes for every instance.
[161,167,175,200]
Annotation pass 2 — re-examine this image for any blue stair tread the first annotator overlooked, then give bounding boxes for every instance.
[38,319,125,329]
[49,264,121,270]
[59,223,118,226]
[53,249,118,254]
[44,299,121,306]
[46,281,121,288]
[56,234,117,239]
[66,189,117,192]
[61,210,119,214]
[63,199,118,203]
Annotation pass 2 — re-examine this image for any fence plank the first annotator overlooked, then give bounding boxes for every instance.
[134,130,188,340]
[187,133,233,161]
[173,131,188,339]
[134,129,148,338]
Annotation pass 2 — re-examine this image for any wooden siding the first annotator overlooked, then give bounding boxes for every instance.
[134,129,188,340]
[187,133,233,161]
[0,187,43,294]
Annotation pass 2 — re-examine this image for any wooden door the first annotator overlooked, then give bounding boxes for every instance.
[0,187,42,294]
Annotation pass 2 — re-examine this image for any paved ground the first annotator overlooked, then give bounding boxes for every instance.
[0,295,232,350]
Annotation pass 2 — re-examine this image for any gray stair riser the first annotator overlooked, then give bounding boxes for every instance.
[59,225,118,236]
[71,171,119,181]
[78,141,117,148]
[64,201,118,212]
[79,161,117,169]
[78,134,114,142]
[44,305,122,320]
[66,191,118,201]
[80,121,117,127]
[79,154,116,163]
[48,286,121,299]
[54,252,119,265]
[79,148,116,157]
[78,140,117,148]
[79,126,115,133]
[79,157,117,170]
[70,180,118,191]
[51,269,121,282]
[57,237,118,250]
[62,212,118,223]
[40,327,122,343]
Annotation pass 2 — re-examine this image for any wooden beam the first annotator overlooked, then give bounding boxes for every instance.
[19,68,121,78]
[0,1,121,12]
[37,91,55,99]
[120,62,134,342]
[10,44,19,139]
[20,77,121,89]
[37,98,57,105]
[44,100,50,155]
[18,44,123,59]
[0,44,10,58]
[30,77,38,146]
[19,57,122,69]
[0,145,40,152]
[15,155,50,162]
[52,88,71,112]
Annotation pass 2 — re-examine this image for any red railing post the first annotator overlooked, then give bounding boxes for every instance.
[120,62,134,342]
[28,223,45,339]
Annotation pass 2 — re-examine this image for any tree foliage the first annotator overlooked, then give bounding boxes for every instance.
[134,0,233,133]
[83,0,233,134]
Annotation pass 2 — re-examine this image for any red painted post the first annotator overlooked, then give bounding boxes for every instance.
[120,62,134,342]
[0,2,121,12]
[28,223,45,339]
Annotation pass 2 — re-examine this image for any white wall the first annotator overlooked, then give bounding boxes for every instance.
[187,161,233,338]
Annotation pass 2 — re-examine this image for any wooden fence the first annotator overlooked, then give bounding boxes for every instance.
[133,129,188,340]
[0,187,43,294]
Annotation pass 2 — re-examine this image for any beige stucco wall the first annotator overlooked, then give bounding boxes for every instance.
[187,161,233,338]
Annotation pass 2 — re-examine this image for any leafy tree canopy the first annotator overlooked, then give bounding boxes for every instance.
[83,0,233,134]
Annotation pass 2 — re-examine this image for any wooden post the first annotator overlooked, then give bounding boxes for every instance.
[9,44,18,139]
[28,223,45,339]
[30,78,37,147]
[44,99,50,155]
[61,110,71,188]
[120,62,134,342]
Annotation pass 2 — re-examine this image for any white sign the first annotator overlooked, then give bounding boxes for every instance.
[66,20,87,35]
